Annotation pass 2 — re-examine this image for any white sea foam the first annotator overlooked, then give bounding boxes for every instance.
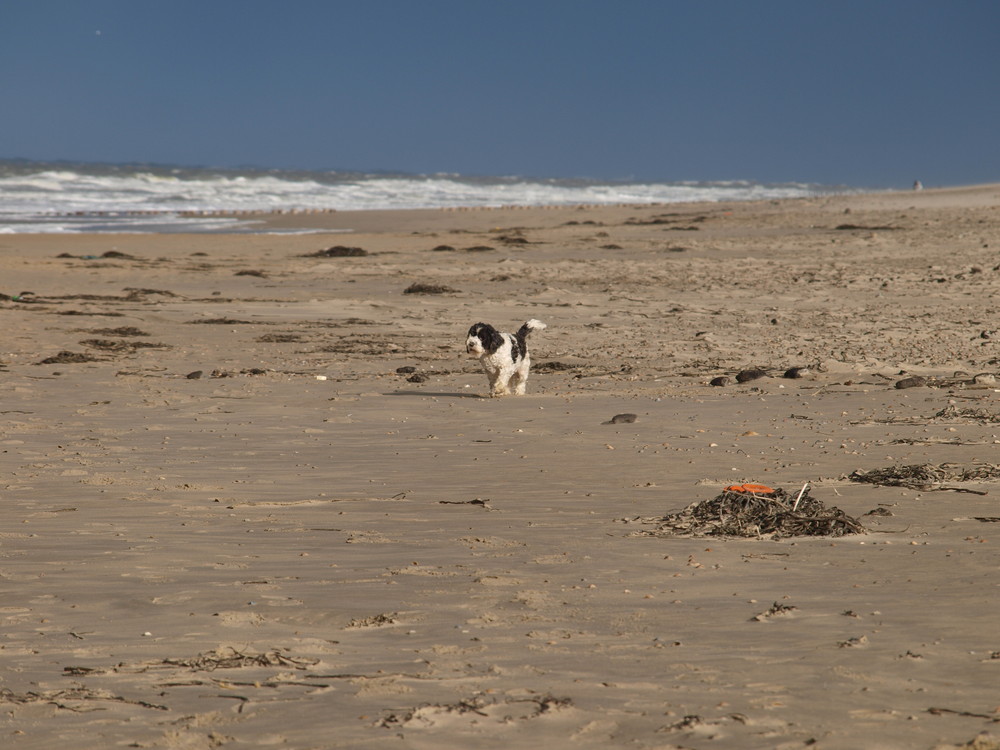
[0,160,853,233]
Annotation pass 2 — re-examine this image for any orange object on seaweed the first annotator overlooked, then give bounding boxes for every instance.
[725,483,775,495]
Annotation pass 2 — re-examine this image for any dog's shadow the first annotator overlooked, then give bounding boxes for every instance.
[386,390,486,399]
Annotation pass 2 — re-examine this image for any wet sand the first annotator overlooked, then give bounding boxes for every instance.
[2,185,999,749]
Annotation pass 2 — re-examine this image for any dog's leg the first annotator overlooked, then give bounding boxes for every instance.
[511,363,529,395]
[490,378,511,397]
[486,368,510,397]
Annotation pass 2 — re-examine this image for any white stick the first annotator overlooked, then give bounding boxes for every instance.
[792,482,809,511]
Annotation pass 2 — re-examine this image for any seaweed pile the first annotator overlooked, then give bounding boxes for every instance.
[633,484,866,539]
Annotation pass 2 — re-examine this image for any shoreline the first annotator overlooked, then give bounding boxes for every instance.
[3,182,998,236]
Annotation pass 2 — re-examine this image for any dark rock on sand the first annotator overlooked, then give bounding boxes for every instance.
[736,369,768,383]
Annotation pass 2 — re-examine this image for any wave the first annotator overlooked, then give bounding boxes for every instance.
[0,159,854,233]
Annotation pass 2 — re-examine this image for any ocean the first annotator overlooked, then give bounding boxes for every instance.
[0,159,853,234]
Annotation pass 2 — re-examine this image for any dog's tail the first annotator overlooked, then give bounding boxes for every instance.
[515,319,546,354]
[517,319,547,337]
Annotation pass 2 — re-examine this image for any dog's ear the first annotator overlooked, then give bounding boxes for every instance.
[469,323,502,352]
[482,325,504,352]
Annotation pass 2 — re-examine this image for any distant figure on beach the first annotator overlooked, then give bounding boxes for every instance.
[913,180,923,191]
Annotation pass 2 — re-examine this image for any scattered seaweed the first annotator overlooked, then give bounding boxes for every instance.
[257,333,304,343]
[379,692,571,729]
[347,612,398,628]
[188,317,255,325]
[630,485,865,539]
[850,462,1000,490]
[79,339,170,352]
[534,361,581,373]
[0,687,167,712]
[36,351,101,365]
[304,245,368,257]
[86,326,150,337]
[160,647,316,672]
[934,405,1000,423]
[403,282,458,294]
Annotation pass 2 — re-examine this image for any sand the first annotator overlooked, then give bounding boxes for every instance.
[2,185,999,749]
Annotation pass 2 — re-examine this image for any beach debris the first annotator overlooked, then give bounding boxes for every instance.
[185,370,203,379]
[379,692,571,729]
[56,250,139,260]
[87,326,150,337]
[188,317,254,325]
[603,413,638,424]
[628,483,866,539]
[304,245,367,257]
[735,368,768,383]
[709,375,731,387]
[838,635,869,648]
[160,647,316,671]
[783,366,811,379]
[431,244,456,252]
[36,351,101,365]
[834,223,899,231]
[79,338,169,353]
[895,375,927,389]
[933,405,1000,423]
[751,601,798,621]
[0,686,168,712]
[439,497,493,509]
[929,731,1000,750]
[257,333,304,343]
[234,269,266,277]
[0,291,36,302]
[403,282,458,294]
[534,361,580,372]
[464,245,495,252]
[497,234,532,245]
[396,365,417,374]
[346,612,398,628]
[850,462,1000,492]
[406,373,427,383]
[864,507,894,517]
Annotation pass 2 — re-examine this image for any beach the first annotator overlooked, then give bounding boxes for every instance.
[2,185,999,749]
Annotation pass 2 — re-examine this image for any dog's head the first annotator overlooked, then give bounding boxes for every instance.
[466,322,503,356]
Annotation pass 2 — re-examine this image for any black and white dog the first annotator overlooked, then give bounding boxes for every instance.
[466,319,547,397]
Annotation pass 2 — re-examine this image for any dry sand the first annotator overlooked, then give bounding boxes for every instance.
[2,185,999,749]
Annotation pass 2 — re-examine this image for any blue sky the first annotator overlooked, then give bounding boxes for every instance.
[2,0,998,188]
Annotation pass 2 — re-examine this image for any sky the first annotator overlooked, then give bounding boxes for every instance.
[2,0,998,189]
